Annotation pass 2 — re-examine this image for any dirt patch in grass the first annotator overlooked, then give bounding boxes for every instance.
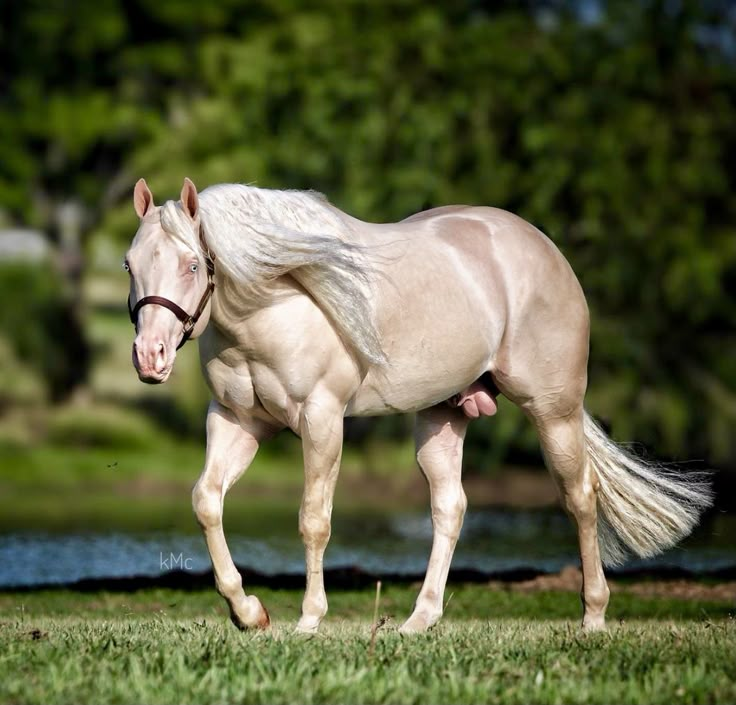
[489,564,736,602]
[619,579,736,602]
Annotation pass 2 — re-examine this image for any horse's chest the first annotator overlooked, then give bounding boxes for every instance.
[202,355,302,431]
[202,357,258,412]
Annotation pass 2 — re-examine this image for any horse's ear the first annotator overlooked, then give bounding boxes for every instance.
[134,178,154,218]
[181,177,199,219]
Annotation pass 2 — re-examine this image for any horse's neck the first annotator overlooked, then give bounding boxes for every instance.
[209,272,306,340]
[201,270,355,402]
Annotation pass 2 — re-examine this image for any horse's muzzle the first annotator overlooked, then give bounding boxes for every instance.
[133,337,172,384]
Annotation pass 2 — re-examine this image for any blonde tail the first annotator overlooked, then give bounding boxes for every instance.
[584,412,713,566]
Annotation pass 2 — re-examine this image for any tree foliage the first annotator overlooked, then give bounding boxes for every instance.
[1,0,734,468]
[0,263,88,403]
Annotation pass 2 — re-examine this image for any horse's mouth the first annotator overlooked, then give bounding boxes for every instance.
[137,367,172,384]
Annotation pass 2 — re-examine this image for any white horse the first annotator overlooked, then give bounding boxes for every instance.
[125,177,711,633]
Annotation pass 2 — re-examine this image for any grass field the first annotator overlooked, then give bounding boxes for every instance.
[1,585,734,704]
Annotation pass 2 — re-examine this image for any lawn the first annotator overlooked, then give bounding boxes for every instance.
[1,586,734,704]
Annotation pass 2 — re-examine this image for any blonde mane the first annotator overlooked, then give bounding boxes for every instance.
[160,184,385,365]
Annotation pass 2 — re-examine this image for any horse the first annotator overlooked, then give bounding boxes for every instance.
[125,177,712,633]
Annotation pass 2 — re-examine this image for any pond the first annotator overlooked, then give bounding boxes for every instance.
[1,507,734,588]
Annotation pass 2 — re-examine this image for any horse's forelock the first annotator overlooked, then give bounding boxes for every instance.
[140,206,162,225]
[159,199,201,255]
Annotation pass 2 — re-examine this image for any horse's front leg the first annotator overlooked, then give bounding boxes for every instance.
[192,400,274,629]
[296,396,344,633]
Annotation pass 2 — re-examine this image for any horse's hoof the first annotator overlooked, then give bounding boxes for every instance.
[230,597,270,630]
[581,616,606,633]
[295,616,321,634]
[398,612,437,635]
[255,600,271,629]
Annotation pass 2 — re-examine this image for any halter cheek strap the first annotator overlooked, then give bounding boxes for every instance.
[128,225,216,351]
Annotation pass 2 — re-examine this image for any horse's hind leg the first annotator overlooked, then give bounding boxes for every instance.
[400,405,469,634]
[532,407,609,630]
[490,266,608,629]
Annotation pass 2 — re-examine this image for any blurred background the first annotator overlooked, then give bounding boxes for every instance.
[0,0,734,587]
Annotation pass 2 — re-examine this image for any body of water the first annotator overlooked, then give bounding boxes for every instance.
[2,508,735,588]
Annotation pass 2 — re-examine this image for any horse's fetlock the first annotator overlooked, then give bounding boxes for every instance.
[216,573,243,598]
[584,582,610,612]
[303,594,328,619]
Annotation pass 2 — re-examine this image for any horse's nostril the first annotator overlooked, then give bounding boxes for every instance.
[154,342,167,372]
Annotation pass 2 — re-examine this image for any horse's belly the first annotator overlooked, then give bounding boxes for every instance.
[347,338,495,416]
[345,216,508,416]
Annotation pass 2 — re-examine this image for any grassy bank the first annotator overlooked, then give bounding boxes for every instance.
[0,432,423,534]
[0,586,733,704]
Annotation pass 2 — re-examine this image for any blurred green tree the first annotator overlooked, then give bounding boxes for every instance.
[1,0,734,469]
[0,263,88,403]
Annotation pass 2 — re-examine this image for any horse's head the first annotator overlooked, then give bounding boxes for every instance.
[125,177,215,384]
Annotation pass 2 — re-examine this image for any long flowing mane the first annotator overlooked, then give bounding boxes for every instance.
[160,184,386,365]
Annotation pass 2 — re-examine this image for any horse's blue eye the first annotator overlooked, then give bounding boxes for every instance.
[190,263,198,273]
[123,262,130,272]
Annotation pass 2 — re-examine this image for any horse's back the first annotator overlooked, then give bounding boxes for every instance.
[368,204,585,328]
[397,204,586,327]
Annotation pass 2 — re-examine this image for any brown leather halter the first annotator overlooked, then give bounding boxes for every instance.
[128,225,216,350]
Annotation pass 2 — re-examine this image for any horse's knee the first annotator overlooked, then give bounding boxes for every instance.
[299,509,331,547]
[192,480,222,529]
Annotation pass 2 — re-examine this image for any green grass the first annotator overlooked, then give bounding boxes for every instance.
[0,398,424,534]
[0,586,734,704]
[0,438,419,533]
[0,389,422,533]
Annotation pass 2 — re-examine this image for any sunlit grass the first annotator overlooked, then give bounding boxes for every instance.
[0,586,733,704]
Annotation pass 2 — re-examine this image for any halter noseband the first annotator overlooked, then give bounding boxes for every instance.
[128,225,216,351]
